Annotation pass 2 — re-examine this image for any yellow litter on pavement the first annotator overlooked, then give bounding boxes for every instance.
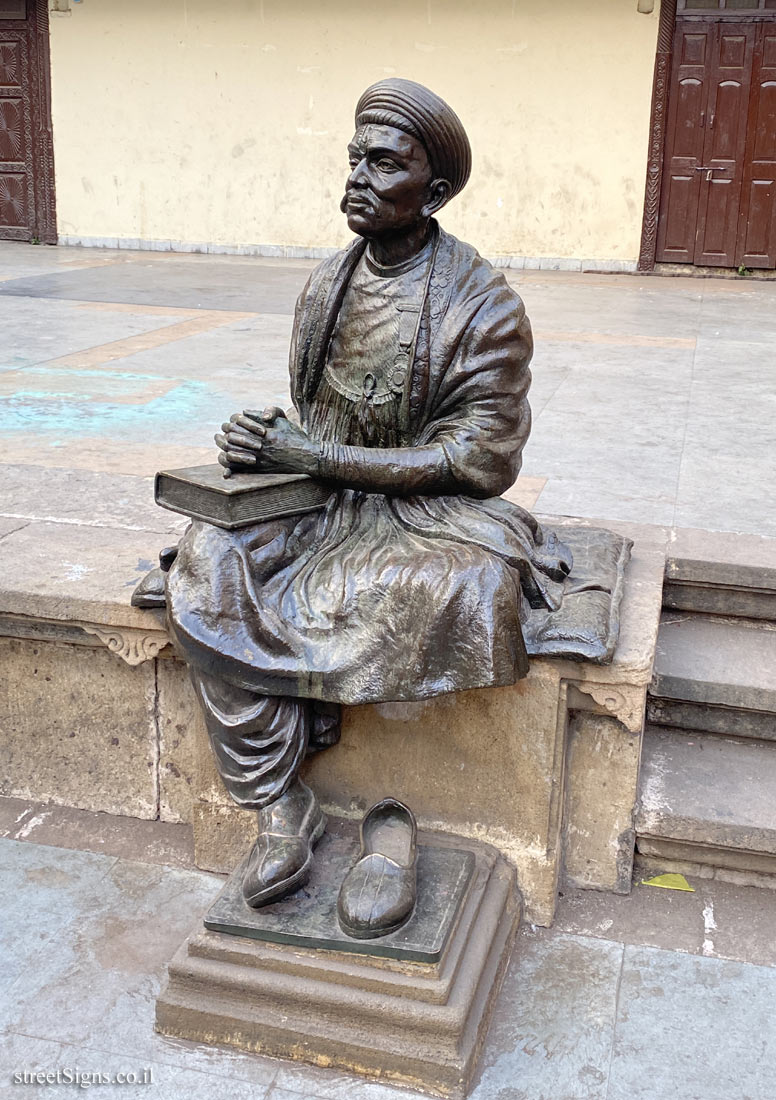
[640,873,695,892]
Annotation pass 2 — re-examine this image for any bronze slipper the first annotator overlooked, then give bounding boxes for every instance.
[337,798,417,939]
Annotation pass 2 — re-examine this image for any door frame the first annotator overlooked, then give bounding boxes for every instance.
[638,0,678,271]
[637,0,776,270]
[0,0,56,244]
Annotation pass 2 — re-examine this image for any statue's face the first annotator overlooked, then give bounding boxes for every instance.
[341,124,434,238]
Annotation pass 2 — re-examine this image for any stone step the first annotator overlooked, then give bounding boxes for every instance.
[646,696,776,742]
[636,726,776,875]
[649,611,776,740]
[665,528,776,621]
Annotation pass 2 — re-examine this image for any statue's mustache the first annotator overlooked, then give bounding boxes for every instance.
[341,189,376,214]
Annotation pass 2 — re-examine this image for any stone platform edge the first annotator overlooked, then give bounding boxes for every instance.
[0,513,702,923]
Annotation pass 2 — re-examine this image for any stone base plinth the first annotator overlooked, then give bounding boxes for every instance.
[156,831,521,1099]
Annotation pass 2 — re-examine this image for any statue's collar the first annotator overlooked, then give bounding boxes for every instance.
[364,231,436,279]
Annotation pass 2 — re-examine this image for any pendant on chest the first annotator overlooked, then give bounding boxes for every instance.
[326,303,420,406]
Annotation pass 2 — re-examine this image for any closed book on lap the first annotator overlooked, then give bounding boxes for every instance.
[155,464,332,530]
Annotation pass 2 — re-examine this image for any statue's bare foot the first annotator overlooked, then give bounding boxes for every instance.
[242,778,326,907]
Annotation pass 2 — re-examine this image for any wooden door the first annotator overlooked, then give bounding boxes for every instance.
[656,24,715,264]
[657,21,756,265]
[0,0,55,243]
[737,27,776,267]
[693,24,755,264]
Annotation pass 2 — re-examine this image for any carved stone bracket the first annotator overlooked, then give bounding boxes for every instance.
[79,624,169,667]
[569,680,647,735]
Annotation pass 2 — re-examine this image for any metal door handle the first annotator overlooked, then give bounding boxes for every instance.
[695,166,718,181]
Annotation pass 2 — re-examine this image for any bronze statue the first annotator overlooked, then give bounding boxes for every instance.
[163,78,572,936]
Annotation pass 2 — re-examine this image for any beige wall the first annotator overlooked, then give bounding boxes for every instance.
[48,0,659,263]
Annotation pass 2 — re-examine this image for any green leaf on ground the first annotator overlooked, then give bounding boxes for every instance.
[640,873,695,892]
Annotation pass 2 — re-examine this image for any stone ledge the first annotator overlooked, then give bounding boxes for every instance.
[0,519,174,633]
[666,526,776,592]
[637,726,776,856]
[0,612,172,666]
[0,510,668,680]
[652,612,776,715]
[664,527,776,621]
[0,513,667,923]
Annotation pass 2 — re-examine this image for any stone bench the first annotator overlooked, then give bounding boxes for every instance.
[0,513,665,925]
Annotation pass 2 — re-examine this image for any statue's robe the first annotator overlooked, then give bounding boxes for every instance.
[165,225,571,807]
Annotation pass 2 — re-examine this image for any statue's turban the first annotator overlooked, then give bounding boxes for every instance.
[355,78,472,201]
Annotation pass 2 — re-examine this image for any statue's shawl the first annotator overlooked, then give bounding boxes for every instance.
[163,227,630,704]
[289,224,534,500]
[286,227,631,667]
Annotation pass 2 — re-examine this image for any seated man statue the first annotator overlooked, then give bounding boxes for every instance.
[164,78,572,929]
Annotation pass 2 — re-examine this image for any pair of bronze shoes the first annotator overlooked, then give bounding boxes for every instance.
[241,779,417,940]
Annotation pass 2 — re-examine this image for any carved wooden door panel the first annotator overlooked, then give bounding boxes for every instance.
[0,0,55,242]
[656,24,715,263]
[0,22,31,237]
[693,23,756,265]
[737,26,776,267]
[658,17,776,269]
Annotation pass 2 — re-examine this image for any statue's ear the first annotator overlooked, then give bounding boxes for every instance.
[421,179,452,218]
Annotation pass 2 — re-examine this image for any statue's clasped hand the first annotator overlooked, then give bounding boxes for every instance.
[215,407,318,477]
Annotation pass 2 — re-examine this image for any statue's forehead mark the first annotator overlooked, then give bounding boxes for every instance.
[352,125,376,153]
[349,124,418,160]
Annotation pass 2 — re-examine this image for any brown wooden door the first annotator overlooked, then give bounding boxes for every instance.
[656,24,715,264]
[0,0,55,243]
[693,24,755,265]
[657,21,757,266]
[737,27,776,267]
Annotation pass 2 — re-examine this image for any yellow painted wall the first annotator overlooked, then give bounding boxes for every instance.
[48,0,659,262]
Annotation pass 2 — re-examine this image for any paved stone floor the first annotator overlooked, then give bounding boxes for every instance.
[3,242,776,1097]
[1,239,775,537]
[1,801,776,1100]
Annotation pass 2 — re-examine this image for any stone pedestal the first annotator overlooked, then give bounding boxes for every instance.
[156,827,521,1100]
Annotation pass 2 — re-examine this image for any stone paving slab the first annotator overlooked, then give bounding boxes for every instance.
[1,295,190,372]
[0,245,121,282]
[0,842,278,1092]
[0,796,196,870]
[2,833,776,1100]
[555,876,776,970]
[0,840,119,997]
[607,945,776,1100]
[2,241,776,536]
[0,255,314,314]
[468,931,622,1100]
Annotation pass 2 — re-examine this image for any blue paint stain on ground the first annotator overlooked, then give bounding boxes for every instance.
[0,376,225,445]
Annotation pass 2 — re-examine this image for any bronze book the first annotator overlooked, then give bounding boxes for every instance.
[155,464,332,530]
